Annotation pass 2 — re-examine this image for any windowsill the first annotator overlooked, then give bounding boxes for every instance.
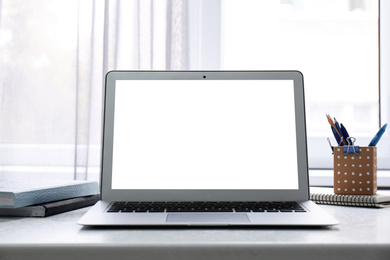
[309,169,390,188]
[3,166,390,188]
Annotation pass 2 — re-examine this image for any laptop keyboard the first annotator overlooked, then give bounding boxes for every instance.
[107,201,306,213]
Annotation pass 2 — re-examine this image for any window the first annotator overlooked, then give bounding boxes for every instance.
[220,0,390,169]
[1,0,388,183]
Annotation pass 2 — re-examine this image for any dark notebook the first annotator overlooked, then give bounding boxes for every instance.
[0,194,100,217]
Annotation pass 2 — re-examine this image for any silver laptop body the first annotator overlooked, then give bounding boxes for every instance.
[78,70,338,226]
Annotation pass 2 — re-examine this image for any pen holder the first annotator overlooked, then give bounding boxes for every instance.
[333,146,377,195]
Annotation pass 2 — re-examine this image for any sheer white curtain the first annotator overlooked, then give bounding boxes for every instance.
[0,0,190,181]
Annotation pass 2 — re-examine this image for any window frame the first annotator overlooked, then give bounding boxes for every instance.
[378,0,390,169]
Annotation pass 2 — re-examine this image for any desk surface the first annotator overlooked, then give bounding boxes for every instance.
[1,205,390,260]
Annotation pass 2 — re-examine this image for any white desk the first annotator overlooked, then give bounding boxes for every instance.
[1,205,390,260]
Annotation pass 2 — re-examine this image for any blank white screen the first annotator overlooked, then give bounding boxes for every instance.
[112,80,299,189]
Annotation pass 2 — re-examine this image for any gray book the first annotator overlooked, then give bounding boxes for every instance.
[0,180,99,208]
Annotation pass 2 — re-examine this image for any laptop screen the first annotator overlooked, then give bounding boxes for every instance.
[111,79,299,190]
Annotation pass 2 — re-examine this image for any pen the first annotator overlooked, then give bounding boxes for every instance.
[334,118,347,144]
[327,137,334,154]
[340,123,350,144]
[368,123,388,146]
[331,126,342,146]
[334,118,342,136]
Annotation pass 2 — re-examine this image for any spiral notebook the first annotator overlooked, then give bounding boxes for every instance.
[310,187,390,208]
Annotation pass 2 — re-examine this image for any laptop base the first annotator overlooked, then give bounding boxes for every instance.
[78,200,338,227]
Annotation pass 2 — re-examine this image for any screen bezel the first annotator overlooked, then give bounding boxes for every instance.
[101,71,309,202]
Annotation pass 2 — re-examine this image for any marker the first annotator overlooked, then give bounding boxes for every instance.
[368,123,388,146]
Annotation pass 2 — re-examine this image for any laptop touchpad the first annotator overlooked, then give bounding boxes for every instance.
[166,213,250,223]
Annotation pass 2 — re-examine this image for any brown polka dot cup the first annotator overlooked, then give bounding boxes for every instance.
[333,146,377,195]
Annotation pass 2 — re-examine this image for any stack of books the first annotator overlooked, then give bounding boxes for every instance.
[0,180,99,217]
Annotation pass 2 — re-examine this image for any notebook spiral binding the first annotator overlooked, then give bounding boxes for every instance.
[310,193,378,207]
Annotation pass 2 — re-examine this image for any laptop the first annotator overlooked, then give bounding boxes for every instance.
[78,70,338,227]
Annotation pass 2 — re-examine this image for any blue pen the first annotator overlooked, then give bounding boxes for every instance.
[340,123,350,144]
[368,123,388,146]
[334,117,347,144]
[331,126,342,146]
[334,118,342,135]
